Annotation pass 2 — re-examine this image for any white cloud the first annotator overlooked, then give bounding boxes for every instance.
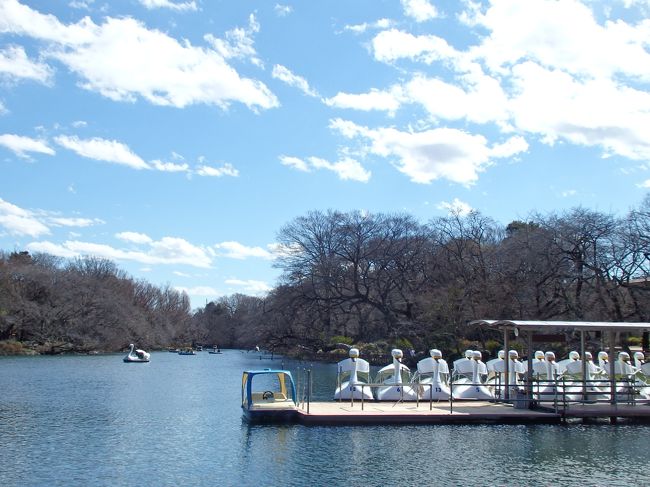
[280,154,371,182]
[279,155,309,172]
[0,133,55,158]
[344,18,393,34]
[28,236,213,267]
[308,156,371,182]
[55,135,150,170]
[437,198,473,216]
[0,1,277,110]
[176,285,220,297]
[371,29,457,64]
[404,73,510,126]
[26,241,77,257]
[0,45,53,83]
[205,14,262,66]
[0,198,104,237]
[272,64,319,97]
[274,4,293,17]
[69,1,93,10]
[151,159,190,172]
[363,1,650,171]
[472,0,650,81]
[47,216,103,227]
[215,241,273,260]
[116,231,153,244]
[324,86,404,114]
[0,198,50,237]
[330,119,526,185]
[225,278,271,294]
[401,0,439,22]
[138,0,197,11]
[195,163,239,177]
[490,135,529,158]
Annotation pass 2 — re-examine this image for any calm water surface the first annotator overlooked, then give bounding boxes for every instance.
[1,350,648,486]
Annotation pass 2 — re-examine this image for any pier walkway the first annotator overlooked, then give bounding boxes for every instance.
[292,400,650,425]
[296,401,560,425]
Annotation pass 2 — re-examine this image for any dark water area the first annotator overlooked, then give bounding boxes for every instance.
[1,351,648,486]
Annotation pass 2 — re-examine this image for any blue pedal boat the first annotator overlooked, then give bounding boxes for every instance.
[241,369,298,423]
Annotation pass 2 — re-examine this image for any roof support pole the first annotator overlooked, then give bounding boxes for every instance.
[580,330,587,401]
[609,330,616,405]
[504,328,510,401]
[527,330,533,402]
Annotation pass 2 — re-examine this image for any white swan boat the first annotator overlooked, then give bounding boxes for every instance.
[123,343,150,363]
[488,350,525,397]
[415,349,451,400]
[530,351,562,401]
[376,349,418,401]
[452,350,493,400]
[562,351,609,401]
[334,348,374,401]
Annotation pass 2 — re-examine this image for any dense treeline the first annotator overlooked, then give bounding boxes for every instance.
[212,196,650,360]
[1,196,649,358]
[0,252,192,353]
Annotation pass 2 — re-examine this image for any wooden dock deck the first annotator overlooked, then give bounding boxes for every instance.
[291,401,650,425]
[295,401,561,425]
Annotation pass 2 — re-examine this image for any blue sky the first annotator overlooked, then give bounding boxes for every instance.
[1,0,650,309]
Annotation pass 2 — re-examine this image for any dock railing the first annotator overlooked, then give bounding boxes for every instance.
[297,368,650,415]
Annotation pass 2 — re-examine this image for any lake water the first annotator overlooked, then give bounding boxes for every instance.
[1,350,648,486]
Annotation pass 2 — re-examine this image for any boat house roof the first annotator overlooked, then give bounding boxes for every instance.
[470,320,650,333]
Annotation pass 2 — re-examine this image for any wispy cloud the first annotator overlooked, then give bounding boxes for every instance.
[0,1,277,110]
[401,0,439,22]
[280,155,371,182]
[225,278,271,294]
[205,14,262,67]
[329,118,526,186]
[138,0,197,11]
[0,45,53,84]
[344,18,393,34]
[28,236,213,268]
[195,163,239,177]
[0,198,50,237]
[55,135,150,170]
[0,198,104,238]
[116,231,153,244]
[437,198,473,216]
[0,133,55,158]
[272,64,319,97]
[274,4,293,17]
[214,241,274,260]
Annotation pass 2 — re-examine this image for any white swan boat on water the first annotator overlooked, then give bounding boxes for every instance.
[415,349,451,400]
[123,343,150,363]
[376,349,418,401]
[334,348,374,401]
[452,350,493,400]
[488,350,525,397]
[561,351,609,401]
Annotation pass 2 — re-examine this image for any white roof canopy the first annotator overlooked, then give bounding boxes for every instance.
[470,320,650,332]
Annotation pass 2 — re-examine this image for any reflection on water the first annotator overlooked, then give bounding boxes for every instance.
[0,352,648,486]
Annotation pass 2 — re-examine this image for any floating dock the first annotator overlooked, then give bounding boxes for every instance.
[291,400,650,425]
[295,401,558,425]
